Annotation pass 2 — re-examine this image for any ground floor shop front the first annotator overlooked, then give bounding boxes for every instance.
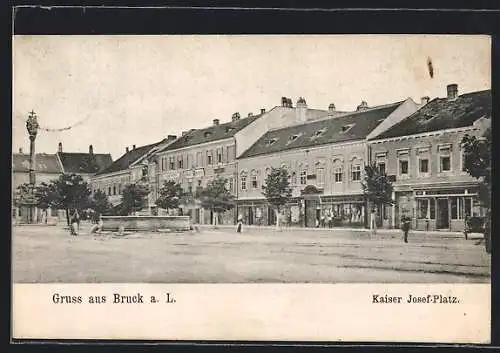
[237,194,368,228]
[394,185,484,232]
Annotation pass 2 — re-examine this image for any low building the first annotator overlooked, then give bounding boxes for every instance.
[368,84,491,232]
[237,98,419,228]
[56,143,113,181]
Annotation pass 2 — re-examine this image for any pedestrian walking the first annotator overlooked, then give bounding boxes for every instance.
[69,210,79,236]
[401,215,411,243]
[236,214,243,233]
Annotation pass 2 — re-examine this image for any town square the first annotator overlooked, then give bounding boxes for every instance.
[12,35,491,284]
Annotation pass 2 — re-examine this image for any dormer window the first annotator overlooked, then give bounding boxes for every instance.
[225,127,235,133]
[341,124,355,133]
[204,131,212,138]
[287,133,301,145]
[311,128,326,139]
[267,138,278,146]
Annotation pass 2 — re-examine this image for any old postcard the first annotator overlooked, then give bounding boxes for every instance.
[12,34,491,343]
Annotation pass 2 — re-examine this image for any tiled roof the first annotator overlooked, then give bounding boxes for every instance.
[58,152,113,174]
[158,115,261,152]
[94,142,159,176]
[12,153,62,174]
[239,102,402,159]
[375,89,491,139]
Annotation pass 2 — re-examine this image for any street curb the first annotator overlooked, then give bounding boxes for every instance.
[195,224,464,237]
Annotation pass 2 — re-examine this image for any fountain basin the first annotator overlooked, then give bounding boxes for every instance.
[101,215,191,232]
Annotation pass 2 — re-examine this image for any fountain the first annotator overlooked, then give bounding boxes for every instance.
[100,166,191,233]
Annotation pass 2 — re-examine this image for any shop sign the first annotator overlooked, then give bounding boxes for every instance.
[195,168,205,178]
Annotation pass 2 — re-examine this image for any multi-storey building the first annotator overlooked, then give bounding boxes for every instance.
[152,97,345,224]
[12,143,113,223]
[237,98,419,228]
[368,84,491,232]
[90,135,177,210]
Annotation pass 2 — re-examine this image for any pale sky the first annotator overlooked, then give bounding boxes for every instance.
[13,35,491,160]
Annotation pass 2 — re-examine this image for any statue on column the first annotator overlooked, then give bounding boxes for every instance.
[26,110,39,223]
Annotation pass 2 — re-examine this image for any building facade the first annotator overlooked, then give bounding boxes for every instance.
[368,85,491,232]
[237,98,419,228]
[12,143,113,223]
[90,136,177,211]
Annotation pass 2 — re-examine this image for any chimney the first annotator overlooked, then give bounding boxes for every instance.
[231,112,241,122]
[126,147,129,153]
[356,101,369,111]
[248,112,253,117]
[328,103,336,113]
[420,96,430,106]
[296,97,307,123]
[447,84,458,100]
[133,144,136,150]
[167,134,177,141]
[58,142,63,153]
[260,108,266,114]
[18,147,23,154]
[213,119,220,126]
[89,144,94,155]
[182,131,187,136]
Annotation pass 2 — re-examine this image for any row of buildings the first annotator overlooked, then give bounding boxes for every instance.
[12,143,113,223]
[14,83,490,231]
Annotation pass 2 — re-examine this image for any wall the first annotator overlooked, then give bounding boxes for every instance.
[90,170,131,205]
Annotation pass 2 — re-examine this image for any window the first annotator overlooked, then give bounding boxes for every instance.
[207,151,213,165]
[228,178,234,192]
[397,150,410,176]
[241,174,247,190]
[418,199,429,219]
[419,158,429,173]
[267,138,278,146]
[334,167,343,182]
[429,198,436,219]
[438,145,452,173]
[108,187,112,196]
[464,197,472,217]
[204,131,212,138]
[169,157,175,170]
[300,170,307,185]
[289,135,299,142]
[118,184,122,194]
[316,168,325,186]
[291,172,297,185]
[351,164,361,181]
[312,129,326,139]
[113,186,116,195]
[251,174,258,189]
[440,156,451,172]
[217,149,223,163]
[378,162,386,174]
[399,160,408,175]
[177,156,184,169]
[188,184,193,195]
[451,197,458,219]
[461,148,469,172]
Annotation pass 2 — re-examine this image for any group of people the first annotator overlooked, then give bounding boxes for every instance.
[68,209,104,236]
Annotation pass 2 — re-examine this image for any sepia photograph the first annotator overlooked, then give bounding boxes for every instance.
[12,35,491,285]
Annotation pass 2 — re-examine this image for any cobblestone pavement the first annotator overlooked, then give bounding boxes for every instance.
[12,222,491,283]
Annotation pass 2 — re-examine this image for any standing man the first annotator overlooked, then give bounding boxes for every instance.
[401,214,411,243]
[236,214,243,233]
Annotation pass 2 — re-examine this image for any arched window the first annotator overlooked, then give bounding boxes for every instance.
[251,170,258,189]
[351,157,362,181]
[240,171,248,191]
[315,162,325,186]
[333,159,343,183]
